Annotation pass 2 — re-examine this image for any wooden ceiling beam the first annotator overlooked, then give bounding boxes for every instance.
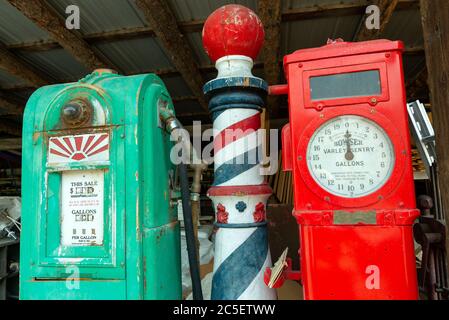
[0,138,22,150]
[0,95,23,115]
[7,39,60,52]
[355,0,400,41]
[258,0,282,117]
[0,119,22,136]
[0,44,48,87]
[7,0,111,71]
[135,0,208,112]
[405,46,425,55]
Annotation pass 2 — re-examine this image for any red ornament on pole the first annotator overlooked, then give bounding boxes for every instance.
[202,4,265,62]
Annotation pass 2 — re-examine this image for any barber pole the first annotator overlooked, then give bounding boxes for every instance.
[203,5,276,300]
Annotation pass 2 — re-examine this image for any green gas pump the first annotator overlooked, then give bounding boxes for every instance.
[20,69,184,300]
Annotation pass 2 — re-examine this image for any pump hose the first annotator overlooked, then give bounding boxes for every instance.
[179,162,204,300]
[159,107,204,300]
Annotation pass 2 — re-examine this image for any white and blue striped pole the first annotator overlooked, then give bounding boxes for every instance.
[202,5,277,300]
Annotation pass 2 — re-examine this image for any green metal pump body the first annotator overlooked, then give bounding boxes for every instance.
[20,70,181,300]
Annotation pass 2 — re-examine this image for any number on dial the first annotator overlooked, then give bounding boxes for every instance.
[306,115,395,198]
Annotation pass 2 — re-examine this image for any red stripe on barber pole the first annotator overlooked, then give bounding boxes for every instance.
[214,113,260,154]
[208,184,272,196]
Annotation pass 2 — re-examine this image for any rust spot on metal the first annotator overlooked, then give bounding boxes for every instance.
[45,126,116,136]
[168,220,178,230]
[33,132,40,143]
[155,221,178,244]
[156,227,167,243]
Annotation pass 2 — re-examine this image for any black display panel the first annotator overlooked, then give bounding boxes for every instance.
[310,70,381,101]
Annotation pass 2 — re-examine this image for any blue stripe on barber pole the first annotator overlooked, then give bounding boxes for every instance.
[213,148,259,186]
[211,227,268,300]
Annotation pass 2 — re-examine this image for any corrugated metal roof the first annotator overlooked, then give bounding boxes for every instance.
[160,74,193,97]
[281,15,361,54]
[16,49,89,81]
[381,8,423,48]
[0,69,27,87]
[186,32,211,65]
[0,0,51,45]
[0,0,427,118]
[6,88,35,102]
[94,37,174,74]
[45,0,177,76]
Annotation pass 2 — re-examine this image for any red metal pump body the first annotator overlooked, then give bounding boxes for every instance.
[281,39,419,300]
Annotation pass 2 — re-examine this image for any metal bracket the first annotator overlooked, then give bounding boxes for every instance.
[407,100,436,177]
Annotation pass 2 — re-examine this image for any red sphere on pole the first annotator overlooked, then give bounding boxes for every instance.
[202,4,265,63]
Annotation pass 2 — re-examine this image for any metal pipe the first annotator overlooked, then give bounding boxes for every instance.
[190,161,207,262]
[268,84,288,96]
[159,107,204,300]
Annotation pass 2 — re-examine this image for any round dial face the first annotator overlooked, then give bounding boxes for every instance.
[306,115,395,198]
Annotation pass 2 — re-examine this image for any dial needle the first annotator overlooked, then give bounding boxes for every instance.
[344,130,354,161]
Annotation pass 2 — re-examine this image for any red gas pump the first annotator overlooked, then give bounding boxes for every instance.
[269,39,420,300]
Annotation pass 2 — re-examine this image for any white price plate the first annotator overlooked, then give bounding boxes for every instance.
[60,170,104,246]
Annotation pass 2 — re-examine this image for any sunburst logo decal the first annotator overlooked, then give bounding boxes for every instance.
[48,133,109,164]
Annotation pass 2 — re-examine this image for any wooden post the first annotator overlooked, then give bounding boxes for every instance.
[258,0,282,117]
[419,0,449,275]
